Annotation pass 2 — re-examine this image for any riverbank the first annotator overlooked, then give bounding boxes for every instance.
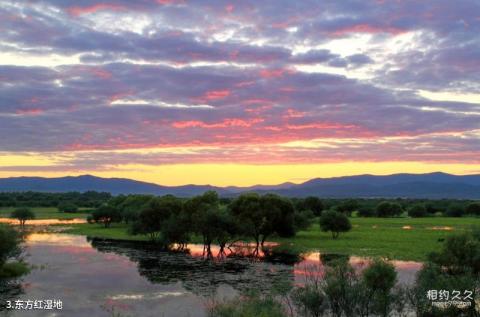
[62,217,480,261]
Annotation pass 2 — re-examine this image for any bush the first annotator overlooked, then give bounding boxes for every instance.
[319,210,352,239]
[0,225,21,266]
[428,232,480,276]
[408,204,427,218]
[293,209,314,231]
[362,259,397,316]
[291,283,328,317]
[0,261,30,278]
[209,294,287,317]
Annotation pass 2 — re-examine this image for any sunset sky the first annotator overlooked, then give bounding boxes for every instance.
[0,0,479,186]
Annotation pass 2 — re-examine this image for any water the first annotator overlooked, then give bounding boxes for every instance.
[0,218,86,225]
[2,233,422,317]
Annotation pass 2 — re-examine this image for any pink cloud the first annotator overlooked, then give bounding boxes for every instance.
[67,3,126,16]
[172,118,264,129]
[332,23,405,36]
[195,89,231,102]
[16,108,44,116]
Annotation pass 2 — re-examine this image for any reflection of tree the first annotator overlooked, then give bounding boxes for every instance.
[88,238,298,296]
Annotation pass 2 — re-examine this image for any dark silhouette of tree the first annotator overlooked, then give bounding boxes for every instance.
[91,205,121,228]
[230,193,296,252]
[10,208,35,228]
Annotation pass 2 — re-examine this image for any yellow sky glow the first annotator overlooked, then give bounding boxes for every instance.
[0,161,478,187]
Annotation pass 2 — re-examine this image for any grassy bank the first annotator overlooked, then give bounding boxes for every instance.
[0,207,90,220]
[63,217,480,261]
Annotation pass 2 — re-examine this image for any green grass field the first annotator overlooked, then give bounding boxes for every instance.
[0,207,90,220]
[64,217,480,261]
[65,222,149,241]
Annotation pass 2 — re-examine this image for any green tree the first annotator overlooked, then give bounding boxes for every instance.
[303,196,324,216]
[293,209,314,231]
[428,232,480,276]
[184,191,236,255]
[362,259,397,317]
[230,193,296,250]
[91,205,122,228]
[335,199,359,216]
[319,210,351,239]
[131,195,183,243]
[323,260,359,317]
[376,202,403,217]
[10,208,35,227]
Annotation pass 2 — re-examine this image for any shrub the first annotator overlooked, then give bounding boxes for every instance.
[0,225,21,266]
[319,210,352,239]
[293,209,314,231]
[209,294,287,317]
[0,261,30,278]
[291,283,328,317]
[362,259,397,317]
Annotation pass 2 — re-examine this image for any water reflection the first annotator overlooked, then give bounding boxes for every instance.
[2,234,423,316]
[0,218,86,225]
[88,238,296,297]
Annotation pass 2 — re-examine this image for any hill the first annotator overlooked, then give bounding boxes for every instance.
[0,172,479,198]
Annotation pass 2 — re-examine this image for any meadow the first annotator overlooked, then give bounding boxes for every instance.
[64,216,480,261]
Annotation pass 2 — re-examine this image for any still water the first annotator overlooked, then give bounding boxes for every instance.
[2,234,422,317]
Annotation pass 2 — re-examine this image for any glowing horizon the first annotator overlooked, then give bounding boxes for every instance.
[0,162,478,187]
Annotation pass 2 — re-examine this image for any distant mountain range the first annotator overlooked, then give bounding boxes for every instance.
[0,172,480,198]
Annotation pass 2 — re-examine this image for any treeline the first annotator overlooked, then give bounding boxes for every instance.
[297,198,480,218]
[0,191,111,208]
[90,191,318,254]
[1,190,479,218]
